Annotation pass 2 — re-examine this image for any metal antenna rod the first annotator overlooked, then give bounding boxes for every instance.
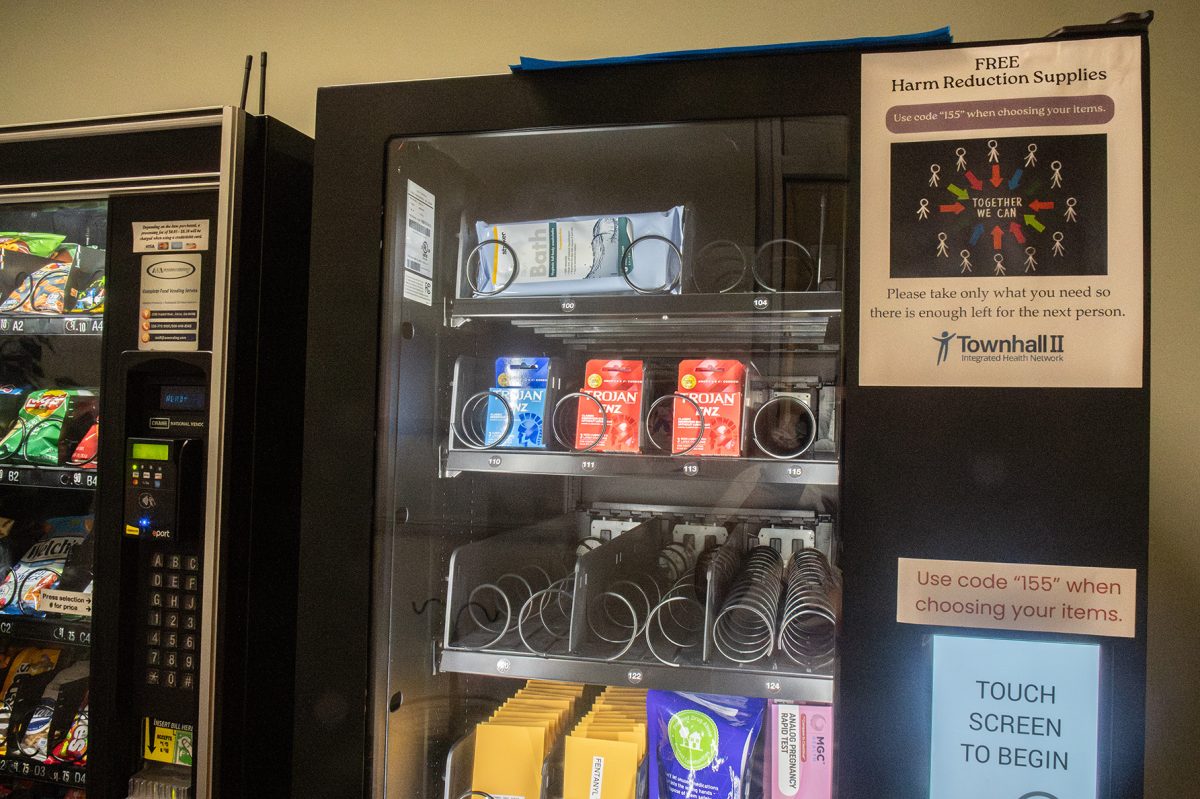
[816,192,827,287]
[259,51,268,115]
[239,54,253,110]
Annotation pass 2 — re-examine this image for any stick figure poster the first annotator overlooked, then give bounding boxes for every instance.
[891,133,1107,278]
[859,37,1144,388]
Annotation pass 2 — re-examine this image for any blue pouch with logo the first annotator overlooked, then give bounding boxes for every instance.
[485,357,553,448]
[648,690,766,799]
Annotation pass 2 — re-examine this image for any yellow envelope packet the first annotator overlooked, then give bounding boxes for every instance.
[473,722,545,799]
[563,734,639,799]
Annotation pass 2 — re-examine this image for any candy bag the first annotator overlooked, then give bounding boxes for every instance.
[648,690,765,799]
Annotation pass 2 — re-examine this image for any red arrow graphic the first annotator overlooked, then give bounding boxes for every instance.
[990,164,1003,187]
[1008,221,1026,244]
[1028,200,1055,211]
[939,202,965,214]
[965,170,984,191]
[992,225,1004,249]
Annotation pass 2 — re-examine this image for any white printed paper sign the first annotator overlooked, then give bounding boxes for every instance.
[139,253,201,351]
[403,180,436,306]
[859,36,1144,386]
[133,219,210,253]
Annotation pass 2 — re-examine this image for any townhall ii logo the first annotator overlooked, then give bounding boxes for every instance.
[933,330,1065,365]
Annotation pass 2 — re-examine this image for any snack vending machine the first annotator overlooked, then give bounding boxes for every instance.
[294,18,1150,799]
[0,108,311,799]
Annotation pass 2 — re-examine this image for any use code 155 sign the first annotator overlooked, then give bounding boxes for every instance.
[897,557,1136,638]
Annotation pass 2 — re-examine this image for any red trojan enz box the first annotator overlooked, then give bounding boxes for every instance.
[575,359,645,453]
[672,359,747,456]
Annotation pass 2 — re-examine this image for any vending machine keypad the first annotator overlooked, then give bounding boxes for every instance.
[144,550,201,691]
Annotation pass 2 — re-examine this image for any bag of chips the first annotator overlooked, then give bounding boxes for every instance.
[0,262,72,314]
[0,389,98,467]
[0,234,65,259]
[69,273,105,313]
[18,659,87,762]
[648,690,766,799]
[68,420,98,469]
[0,647,60,756]
[0,517,91,617]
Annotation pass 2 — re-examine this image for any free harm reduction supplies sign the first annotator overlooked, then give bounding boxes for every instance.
[930,636,1101,799]
[859,37,1143,387]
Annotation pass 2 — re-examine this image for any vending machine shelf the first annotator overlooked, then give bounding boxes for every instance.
[448,292,841,349]
[444,448,839,485]
[0,616,91,648]
[439,646,835,703]
[0,315,103,337]
[0,758,86,788]
[0,465,97,490]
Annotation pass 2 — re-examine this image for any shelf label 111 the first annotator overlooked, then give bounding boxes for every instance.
[896,557,1136,637]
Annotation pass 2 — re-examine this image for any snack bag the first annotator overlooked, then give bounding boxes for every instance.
[0,647,60,755]
[0,262,71,314]
[19,660,87,762]
[0,234,65,259]
[68,420,98,468]
[647,690,765,799]
[0,517,90,617]
[69,273,105,313]
[0,389,97,466]
[672,360,747,457]
[575,359,645,453]
[46,695,87,765]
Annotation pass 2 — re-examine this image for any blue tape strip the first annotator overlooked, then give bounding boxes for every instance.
[510,26,952,72]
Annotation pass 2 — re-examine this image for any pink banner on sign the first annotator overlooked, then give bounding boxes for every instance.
[886,94,1115,133]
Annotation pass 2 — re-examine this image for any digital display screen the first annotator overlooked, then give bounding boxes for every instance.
[160,385,206,412]
[131,442,170,461]
[930,635,1101,799]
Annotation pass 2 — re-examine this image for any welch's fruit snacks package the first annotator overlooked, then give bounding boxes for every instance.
[575,359,645,453]
[484,357,556,449]
[765,702,833,799]
[648,690,766,799]
[0,389,98,466]
[0,517,90,617]
[472,206,684,297]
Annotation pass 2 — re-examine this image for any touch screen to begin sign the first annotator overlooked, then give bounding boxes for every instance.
[930,635,1100,799]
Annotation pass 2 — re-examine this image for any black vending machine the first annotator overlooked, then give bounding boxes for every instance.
[0,107,311,799]
[294,16,1150,799]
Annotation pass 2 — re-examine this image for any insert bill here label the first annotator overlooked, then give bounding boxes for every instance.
[896,557,1136,638]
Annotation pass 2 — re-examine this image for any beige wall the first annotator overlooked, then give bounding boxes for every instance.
[3,0,1197,795]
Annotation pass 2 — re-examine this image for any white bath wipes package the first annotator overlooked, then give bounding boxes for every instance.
[472,206,684,296]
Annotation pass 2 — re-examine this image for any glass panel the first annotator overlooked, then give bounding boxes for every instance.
[380,119,845,798]
[0,200,105,794]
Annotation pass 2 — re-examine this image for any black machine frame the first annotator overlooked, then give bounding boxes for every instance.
[293,22,1150,799]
